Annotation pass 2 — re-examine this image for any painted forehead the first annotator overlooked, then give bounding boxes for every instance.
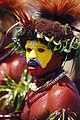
[25,40,48,49]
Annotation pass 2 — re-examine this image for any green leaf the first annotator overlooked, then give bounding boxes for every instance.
[53,44,61,51]
[47,110,61,120]
[15,95,23,111]
[75,46,80,79]
[47,109,76,120]
[72,42,79,49]
[27,73,32,82]
[37,32,44,39]
[21,69,27,81]
[5,42,15,49]
[0,68,32,112]
[13,89,18,100]
[49,36,54,42]
[1,94,13,110]
[39,33,43,38]
[68,37,75,50]
[0,93,10,101]
[53,40,61,46]
[0,86,11,92]
[4,74,17,88]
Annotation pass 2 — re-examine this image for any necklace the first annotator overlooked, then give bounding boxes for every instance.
[27,70,68,101]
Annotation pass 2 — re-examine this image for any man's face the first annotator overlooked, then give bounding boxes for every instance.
[25,41,53,76]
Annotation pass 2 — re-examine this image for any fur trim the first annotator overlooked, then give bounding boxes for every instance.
[32,0,80,24]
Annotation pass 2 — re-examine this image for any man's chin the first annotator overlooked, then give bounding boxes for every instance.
[28,66,43,76]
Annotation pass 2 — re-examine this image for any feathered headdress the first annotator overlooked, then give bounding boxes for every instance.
[13,0,80,54]
[0,0,30,20]
[31,0,80,79]
[33,0,80,22]
[7,0,80,77]
[0,0,17,18]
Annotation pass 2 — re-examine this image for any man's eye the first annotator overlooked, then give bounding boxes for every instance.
[26,48,32,52]
[38,48,45,52]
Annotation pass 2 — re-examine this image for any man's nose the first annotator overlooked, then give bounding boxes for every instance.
[29,49,37,59]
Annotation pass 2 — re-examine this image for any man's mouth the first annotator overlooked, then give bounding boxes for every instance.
[27,59,43,76]
[28,66,36,70]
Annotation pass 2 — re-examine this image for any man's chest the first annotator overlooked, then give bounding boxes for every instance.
[22,91,49,120]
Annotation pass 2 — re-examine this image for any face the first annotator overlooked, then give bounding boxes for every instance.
[25,41,53,76]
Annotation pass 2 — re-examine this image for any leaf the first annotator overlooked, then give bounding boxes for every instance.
[72,42,79,49]
[13,89,18,100]
[69,37,75,50]
[4,74,17,88]
[1,94,13,110]
[37,32,44,39]
[53,44,61,51]
[21,69,27,81]
[53,40,61,46]
[49,36,54,42]
[47,109,76,120]
[61,109,68,120]
[0,86,11,92]
[27,73,32,83]
[5,42,15,49]
[75,46,80,79]
[0,93,10,101]
[47,111,61,120]
[40,33,44,38]
[60,44,67,53]
[0,68,32,112]
[15,95,23,111]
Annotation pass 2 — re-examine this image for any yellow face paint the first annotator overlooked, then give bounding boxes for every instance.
[0,32,3,41]
[25,41,52,68]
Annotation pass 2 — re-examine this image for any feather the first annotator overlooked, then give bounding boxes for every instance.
[0,0,30,15]
[0,0,19,8]
[0,0,31,24]
[32,0,80,24]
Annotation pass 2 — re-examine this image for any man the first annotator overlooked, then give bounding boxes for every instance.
[0,0,27,114]
[13,0,80,119]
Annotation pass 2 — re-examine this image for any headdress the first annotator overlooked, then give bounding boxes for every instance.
[7,0,80,72]
[0,0,24,32]
[0,0,30,16]
[0,0,30,30]
[0,0,31,61]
